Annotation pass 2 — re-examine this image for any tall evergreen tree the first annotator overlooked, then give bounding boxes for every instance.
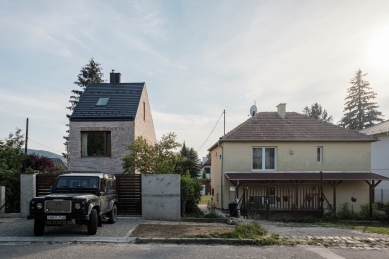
[302,102,333,123]
[180,143,200,178]
[63,59,104,158]
[339,69,384,130]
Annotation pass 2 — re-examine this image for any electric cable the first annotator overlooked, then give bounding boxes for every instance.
[196,111,224,152]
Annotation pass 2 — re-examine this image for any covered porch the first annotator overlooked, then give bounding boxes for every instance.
[225,171,389,220]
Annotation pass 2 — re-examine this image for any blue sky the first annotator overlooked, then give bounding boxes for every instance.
[1,0,389,158]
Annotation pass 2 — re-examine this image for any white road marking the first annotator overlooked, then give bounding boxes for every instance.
[306,247,346,259]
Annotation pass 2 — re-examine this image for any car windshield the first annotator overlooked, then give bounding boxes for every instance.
[56,176,100,189]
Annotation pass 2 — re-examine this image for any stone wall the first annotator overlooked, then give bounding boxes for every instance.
[68,121,134,173]
[142,174,181,220]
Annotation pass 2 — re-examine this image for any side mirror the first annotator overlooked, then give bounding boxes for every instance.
[50,185,54,192]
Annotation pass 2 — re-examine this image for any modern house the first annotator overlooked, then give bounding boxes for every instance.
[360,121,389,202]
[209,103,388,219]
[68,72,156,173]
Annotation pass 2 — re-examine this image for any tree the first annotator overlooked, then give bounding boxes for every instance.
[63,58,104,158]
[179,143,200,178]
[122,132,182,174]
[25,154,58,174]
[0,129,25,212]
[339,69,384,130]
[302,102,333,123]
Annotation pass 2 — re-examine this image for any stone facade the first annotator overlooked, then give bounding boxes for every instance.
[69,121,134,173]
[134,85,157,145]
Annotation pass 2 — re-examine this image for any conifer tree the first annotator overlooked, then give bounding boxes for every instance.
[339,69,384,130]
[302,102,333,123]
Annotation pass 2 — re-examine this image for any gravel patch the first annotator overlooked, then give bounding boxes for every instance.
[259,221,388,239]
[0,217,142,237]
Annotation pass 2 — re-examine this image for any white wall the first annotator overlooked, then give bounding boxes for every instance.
[371,133,389,189]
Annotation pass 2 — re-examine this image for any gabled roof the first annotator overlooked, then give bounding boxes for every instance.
[201,159,211,168]
[209,112,376,151]
[70,83,145,121]
[359,120,389,136]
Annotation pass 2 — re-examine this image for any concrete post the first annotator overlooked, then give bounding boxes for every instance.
[0,186,5,214]
[20,174,37,217]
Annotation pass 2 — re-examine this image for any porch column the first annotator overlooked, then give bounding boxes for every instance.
[327,180,342,214]
[365,180,381,219]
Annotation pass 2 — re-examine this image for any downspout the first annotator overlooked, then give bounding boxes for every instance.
[218,140,224,210]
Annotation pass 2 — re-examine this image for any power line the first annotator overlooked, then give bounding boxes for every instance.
[225,111,237,123]
[28,138,65,157]
[197,111,224,153]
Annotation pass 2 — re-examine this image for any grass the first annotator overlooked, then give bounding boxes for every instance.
[353,225,389,235]
[199,195,212,205]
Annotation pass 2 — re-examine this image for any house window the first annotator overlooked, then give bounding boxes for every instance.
[81,131,111,157]
[96,97,109,106]
[143,102,146,121]
[252,147,276,170]
[317,147,323,164]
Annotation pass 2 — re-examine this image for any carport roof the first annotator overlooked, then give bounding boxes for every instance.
[224,172,389,181]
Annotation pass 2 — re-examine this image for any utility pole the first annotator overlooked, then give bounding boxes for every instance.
[223,109,225,136]
[23,118,29,172]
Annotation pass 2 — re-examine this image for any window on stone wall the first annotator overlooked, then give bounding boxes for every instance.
[81,131,111,157]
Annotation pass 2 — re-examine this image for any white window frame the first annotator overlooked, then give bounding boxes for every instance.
[252,147,277,171]
[317,146,323,164]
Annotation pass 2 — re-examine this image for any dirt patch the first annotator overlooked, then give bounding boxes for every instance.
[131,224,235,238]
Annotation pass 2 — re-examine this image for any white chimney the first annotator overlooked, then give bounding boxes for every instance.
[277,103,286,119]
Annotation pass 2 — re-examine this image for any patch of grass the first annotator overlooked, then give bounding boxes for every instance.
[184,222,267,239]
[354,225,389,235]
[199,195,212,205]
[254,234,280,246]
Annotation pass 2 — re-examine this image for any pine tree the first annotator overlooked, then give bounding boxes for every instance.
[339,69,384,130]
[63,59,104,159]
[302,102,333,123]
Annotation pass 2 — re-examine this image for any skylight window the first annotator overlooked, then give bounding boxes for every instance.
[96,97,109,106]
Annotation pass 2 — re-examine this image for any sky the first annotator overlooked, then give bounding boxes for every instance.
[1,0,389,159]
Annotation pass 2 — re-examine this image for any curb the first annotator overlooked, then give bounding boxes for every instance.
[136,237,256,245]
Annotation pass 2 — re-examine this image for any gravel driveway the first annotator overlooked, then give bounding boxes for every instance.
[259,220,388,239]
[0,217,142,237]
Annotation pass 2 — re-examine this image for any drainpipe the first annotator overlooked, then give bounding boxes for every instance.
[218,140,224,210]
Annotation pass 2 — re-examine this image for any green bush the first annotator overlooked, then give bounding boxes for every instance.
[181,173,202,217]
[218,222,267,239]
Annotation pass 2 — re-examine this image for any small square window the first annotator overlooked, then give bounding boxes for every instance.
[96,97,109,106]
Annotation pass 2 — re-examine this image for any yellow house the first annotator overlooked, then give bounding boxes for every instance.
[209,103,388,220]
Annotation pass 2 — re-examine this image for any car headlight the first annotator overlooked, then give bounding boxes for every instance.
[36,203,43,209]
[75,203,81,209]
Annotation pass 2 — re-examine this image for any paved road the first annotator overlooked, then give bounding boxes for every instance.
[0,243,388,259]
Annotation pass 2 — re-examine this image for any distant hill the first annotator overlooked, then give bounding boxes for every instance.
[27,149,66,162]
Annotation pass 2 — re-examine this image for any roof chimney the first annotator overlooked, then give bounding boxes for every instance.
[277,103,286,119]
[110,70,121,84]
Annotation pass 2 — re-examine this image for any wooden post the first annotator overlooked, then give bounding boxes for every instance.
[328,180,342,214]
[365,180,382,219]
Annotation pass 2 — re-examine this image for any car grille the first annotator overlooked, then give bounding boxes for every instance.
[44,200,72,213]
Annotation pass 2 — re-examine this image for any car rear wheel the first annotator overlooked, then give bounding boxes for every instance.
[88,209,98,235]
[108,204,117,224]
[34,219,45,236]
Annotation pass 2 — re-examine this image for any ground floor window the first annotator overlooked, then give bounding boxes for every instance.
[81,131,111,157]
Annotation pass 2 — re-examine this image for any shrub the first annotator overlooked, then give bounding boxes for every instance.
[181,173,202,216]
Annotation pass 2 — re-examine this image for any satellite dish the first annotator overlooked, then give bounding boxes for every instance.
[250,105,257,117]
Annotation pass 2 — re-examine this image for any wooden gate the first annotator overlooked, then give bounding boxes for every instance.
[36,173,142,216]
[36,174,59,196]
[115,174,142,216]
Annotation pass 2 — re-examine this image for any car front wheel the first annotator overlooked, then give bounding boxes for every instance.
[108,204,117,224]
[34,219,45,236]
[88,209,98,235]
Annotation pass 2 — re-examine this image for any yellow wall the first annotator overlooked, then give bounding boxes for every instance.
[210,141,372,210]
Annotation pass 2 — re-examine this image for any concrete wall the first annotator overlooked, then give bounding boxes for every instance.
[20,174,37,217]
[69,121,134,173]
[142,174,181,220]
[0,186,5,214]
[211,141,372,210]
[134,85,157,145]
